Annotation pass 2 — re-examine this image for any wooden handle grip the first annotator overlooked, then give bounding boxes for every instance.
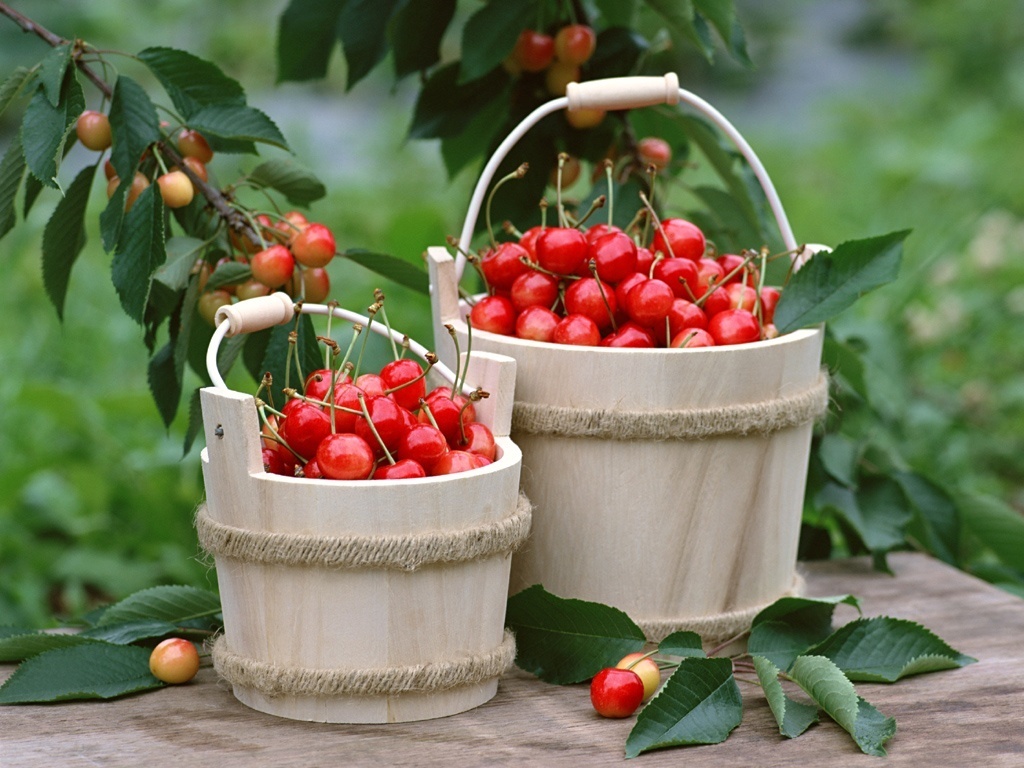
[566,74,680,112]
[214,292,295,336]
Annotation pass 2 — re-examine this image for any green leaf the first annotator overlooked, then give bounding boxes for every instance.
[390,0,457,79]
[822,334,869,401]
[694,0,750,64]
[155,237,206,292]
[21,76,84,188]
[22,172,43,218]
[748,594,860,671]
[805,616,975,683]
[505,585,646,685]
[817,433,860,489]
[752,655,819,738]
[657,631,706,659]
[42,163,96,320]
[625,657,741,757]
[276,0,346,82]
[207,260,252,290]
[111,184,166,323]
[644,0,714,60]
[108,75,160,183]
[787,656,895,756]
[586,27,650,80]
[138,47,246,121]
[459,0,535,84]
[148,341,181,428]
[338,0,406,90]
[38,43,73,107]
[0,644,161,704]
[595,0,639,27]
[409,63,510,140]
[183,387,205,456]
[186,104,288,150]
[816,478,913,569]
[0,66,37,119]
[440,92,508,180]
[0,632,104,663]
[0,627,35,640]
[81,620,181,645]
[248,158,326,205]
[690,184,762,253]
[342,248,429,294]
[895,471,960,565]
[99,175,129,252]
[0,132,26,241]
[957,491,1024,572]
[97,585,221,627]
[774,230,910,334]
[259,314,322,411]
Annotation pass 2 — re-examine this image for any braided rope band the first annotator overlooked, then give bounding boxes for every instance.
[196,493,532,572]
[211,630,516,698]
[511,371,829,442]
[635,573,806,644]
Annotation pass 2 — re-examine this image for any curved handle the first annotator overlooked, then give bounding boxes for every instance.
[454,74,798,281]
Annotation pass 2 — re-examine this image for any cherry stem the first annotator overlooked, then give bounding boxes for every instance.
[574,195,606,229]
[399,335,410,360]
[356,392,394,465]
[258,402,305,463]
[418,398,441,430]
[604,159,615,226]
[284,388,360,416]
[755,247,769,329]
[587,259,617,332]
[502,220,523,239]
[624,207,647,239]
[556,153,569,228]
[624,649,660,671]
[457,389,488,445]
[445,324,462,401]
[374,288,399,360]
[339,324,362,374]
[354,302,380,379]
[539,197,549,229]
[457,315,475,397]
[253,372,274,409]
[447,235,490,294]
[518,254,580,281]
[383,353,437,397]
[639,191,673,257]
[322,300,338,369]
[486,163,529,249]
[706,629,751,658]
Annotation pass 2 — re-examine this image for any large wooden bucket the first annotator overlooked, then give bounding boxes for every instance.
[197,295,525,723]
[429,75,827,645]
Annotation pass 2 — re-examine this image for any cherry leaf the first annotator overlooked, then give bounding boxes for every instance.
[248,158,326,206]
[97,585,221,628]
[752,655,819,738]
[185,104,288,150]
[137,46,246,119]
[0,644,161,704]
[504,585,646,685]
[42,163,96,320]
[390,0,457,79]
[657,631,706,659]
[341,249,428,294]
[37,43,72,107]
[748,594,860,671]
[458,0,536,84]
[276,0,345,82]
[624,657,742,757]
[0,632,105,663]
[0,66,37,119]
[110,184,166,324]
[21,74,84,189]
[108,75,160,183]
[337,0,406,91]
[0,131,26,241]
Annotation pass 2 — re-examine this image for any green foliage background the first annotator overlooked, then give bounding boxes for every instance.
[1,0,1022,625]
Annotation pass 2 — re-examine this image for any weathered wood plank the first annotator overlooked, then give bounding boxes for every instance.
[2,553,1023,767]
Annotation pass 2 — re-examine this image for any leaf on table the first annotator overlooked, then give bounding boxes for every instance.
[752,655,819,738]
[0,644,162,704]
[42,163,96,320]
[504,585,646,685]
[787,655,896,756]
[805,616,975,682]
[459,0,537,84]
[248,158,326,206]
[81,620,181,646]
[657,631,706,659]
[276,0,346,82]
[748,594,860,671]
[97,585,221,628]
[624,657,742,758]
[774,230,910,334]
[0,632,103,663]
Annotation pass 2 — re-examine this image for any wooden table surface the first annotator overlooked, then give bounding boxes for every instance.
[2,552,1023,767]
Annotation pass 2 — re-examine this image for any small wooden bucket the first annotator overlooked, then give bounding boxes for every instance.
[429,75,828,646]
[197,295,525,723]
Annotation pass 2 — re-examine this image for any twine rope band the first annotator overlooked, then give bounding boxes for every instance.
[211,630,516,698]
[511,372,830,441]
[196,493,532,571]
[636,573,807,644]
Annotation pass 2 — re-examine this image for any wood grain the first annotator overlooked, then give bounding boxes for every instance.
[4,553,1022,767]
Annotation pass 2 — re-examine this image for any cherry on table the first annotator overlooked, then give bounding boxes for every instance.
[149,638,200,685]
[590,667,645,718]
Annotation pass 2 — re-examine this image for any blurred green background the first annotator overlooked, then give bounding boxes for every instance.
[1,0,1021,625]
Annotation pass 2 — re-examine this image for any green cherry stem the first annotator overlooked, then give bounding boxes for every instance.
[556,153,568,228]
[604,159,615,226]
[445,324,462,400]
[574,195,607,229]
[638,191,675,259]
[374,289,399,360]
[356,391,395,465]
[486,163,529,249]
[587,259,617,332]
[353,301,380,379]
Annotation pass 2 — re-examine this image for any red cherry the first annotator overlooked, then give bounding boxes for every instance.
[667,299,708,337]
[380,359,426,412]
[354,395,409,456]
[373,459,427,480]
[725,282,758,312]
[651,218,706,261]
[554,24,596,65]
[453,421,496,460]
[316,433,375,480]
[590,668,645,718]
[701,286,731,318]
[481,242,530,291]
[518,226,545,259]
[470,295,516,336]
[291,223,336,268]
[510,270,559,313]
[717,254,759,287]
[635,246,655,277]
[614,273,648,312]
[304,368,338,401]
[512,29,554,72]
[564,277,616,331]
[303,458,324,479]
[536,227,588,275]
[708,308,761,345]
[397,423,449,473]
[300,267,331,303]
[552,314,601,346]
[696,258,726,296]
[760,287,781,325]
[432,450,480,476]
[670,327,716,348]
[176,129,214,163]
[637,137,672,170]
[421,392,475,445]
[652,257,700,300]
[515,305,560,342]
[602,322,655,348]
[584,223,621,245]
[625,279,674,327]
[235,278,271,301]
[262,447,290,476]
[589,232,637,284]
[251,244,295,288]
[280,402,332,460]
[328,382,363,433]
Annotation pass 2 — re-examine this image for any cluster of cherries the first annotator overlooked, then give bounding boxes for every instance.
[467,211,782,349]
[74,110,337,327]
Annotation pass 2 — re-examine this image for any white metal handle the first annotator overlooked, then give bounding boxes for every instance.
[455,74,798,281]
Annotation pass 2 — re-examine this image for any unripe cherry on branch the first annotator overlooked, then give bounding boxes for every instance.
[299,266,331,303]
[157,170,195,208]
[107,172,151,212]
[511,29,554,72]
[566,107,606,130]
[549,155,581,188]
[292,223,336,268]
[197,289,233,327]
[176,128,214,163]
[174,156,208,183]
[75,110,112,151]
[554,24,597,65]
[235,278,271,301]
[250,244,295,288]
[637,137,672,170]
[545,61,580,97]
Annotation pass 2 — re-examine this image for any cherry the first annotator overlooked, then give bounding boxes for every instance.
[177,156,208,183]
[355,395,409,457]
[157,170,195,209]
[545,60,580,96]
[613,272,648,316]
[724,282,758,312]
[291,223,336,268]
[262,446,290,475]
[177,129,214,163]
[280,401,332,459]
[536,227,588,275]
[696,258,725,296]
[670,327,715,348]
[554,24,596,65]
[421,391,475,445]
[455,421,496,460]
[510,270,559,313]
[601,322,655,348]
[667,298,708,337]
[107,172,150,212]
[298,266,331,303]
[512,29,554,72]
[635,246,655,277]
[277,210,310,241]
[760,287,780,325]
[701,286,731,318]
[708,308,761,345]
[550,155,581,188]
[197,289,232,327]
[515,305,560,342]
[316,433,375,480]
[302,458,324,479]
[651,218,706,261]
[566,108,606,130]
[564,276,616,331]
[584,223,621,245]
[616,653,661,701]
[373,459,426,480]
[432,450,481,476]
[75,110,112,151]
[589,231,637,284]
[235,278,270,301]
[652,256,700,300]
[103,158,117,180]
[481,241,530,290]
[354,373,387,398]
[590,667,645,718]
[552,314,601,346]
[304,368,336,401]
[518,225,545,259]
[717,254,758,287]
[328,382,363,433]
[251,244,295,288]
[380,358,426,411]
[149,638,200,684]
[625,278,674,327]
[637,137,671,170]
[470,294,516,336]
[397,423,449,473]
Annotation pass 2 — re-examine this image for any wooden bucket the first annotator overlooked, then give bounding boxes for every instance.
[197,295,525,723]
[429,75,828,646]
